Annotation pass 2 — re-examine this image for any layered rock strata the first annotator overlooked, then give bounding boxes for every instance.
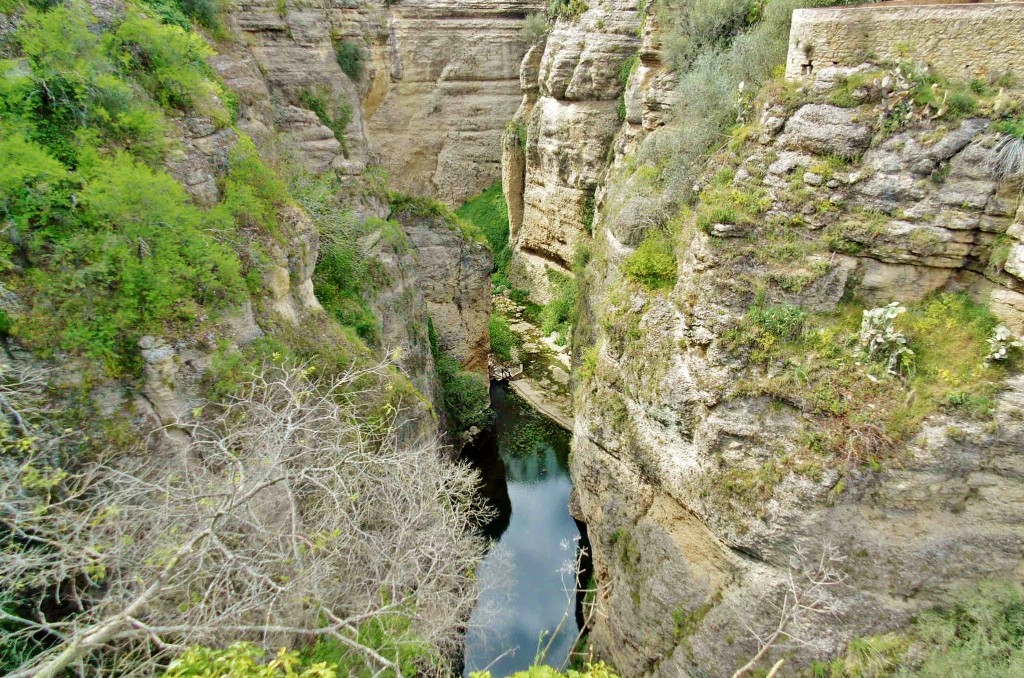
[503,2,651,300]
[365,0,547,206]
[572,64,1024,677]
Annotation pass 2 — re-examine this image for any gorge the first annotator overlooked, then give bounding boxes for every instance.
[2,0,1024,677]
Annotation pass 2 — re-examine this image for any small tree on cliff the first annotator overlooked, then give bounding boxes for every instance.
[0,359,488,677]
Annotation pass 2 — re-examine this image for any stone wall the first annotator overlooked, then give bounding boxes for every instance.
[786,2,1024,84]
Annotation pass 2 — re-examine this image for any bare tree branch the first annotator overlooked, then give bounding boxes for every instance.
[1,358,489,676]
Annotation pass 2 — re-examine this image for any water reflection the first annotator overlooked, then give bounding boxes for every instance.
[462,384,585,677]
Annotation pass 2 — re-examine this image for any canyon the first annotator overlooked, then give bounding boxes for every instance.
[2,0,1024,676]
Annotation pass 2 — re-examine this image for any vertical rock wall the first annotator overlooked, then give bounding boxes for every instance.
[503,1,643,300]
[365,0,547,206]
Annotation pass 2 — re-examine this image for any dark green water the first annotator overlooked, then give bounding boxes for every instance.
[462,383,587,677]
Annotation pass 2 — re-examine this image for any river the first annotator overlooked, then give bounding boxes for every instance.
[461,383,589,677]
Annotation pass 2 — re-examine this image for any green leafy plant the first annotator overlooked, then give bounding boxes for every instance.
[333,40,364,82]
[489,313,521,361]
[428,318,491,431]
[623,228,676,289]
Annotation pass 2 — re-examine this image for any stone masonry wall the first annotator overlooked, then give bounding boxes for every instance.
[786,2,1024,84]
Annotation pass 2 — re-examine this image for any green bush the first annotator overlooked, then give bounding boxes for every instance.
[0,1,286,374]
[313,242,380,343]
[489,313,520,361]
[471,662,619,678]
[111,7,227,122]
[818,581,1024,677]
[623,228,676,289]
[428,318,491,431]
[333,40,364,82]
[654,0,755,71]
[537,268,579,343]
[456,182,511,281]
[548,0,589,21]
[299,88,352,150]
[10,146,245,374]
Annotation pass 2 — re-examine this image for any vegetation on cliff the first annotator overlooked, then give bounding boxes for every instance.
[0,0,496,675]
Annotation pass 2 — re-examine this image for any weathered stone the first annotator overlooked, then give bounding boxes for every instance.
[779,104,873,159]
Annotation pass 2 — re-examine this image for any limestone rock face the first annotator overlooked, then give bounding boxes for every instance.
[504,1,663,299]
[165,116,238,206]
[392,211,493,375]
[223,0,384,175]
[573,64,1024,677]
[364,0,546,205]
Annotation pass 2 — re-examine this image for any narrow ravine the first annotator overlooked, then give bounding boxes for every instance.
[462,383,587,677]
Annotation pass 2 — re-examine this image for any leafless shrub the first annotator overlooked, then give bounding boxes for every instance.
[1,359,489,677]
[732,541,848,678]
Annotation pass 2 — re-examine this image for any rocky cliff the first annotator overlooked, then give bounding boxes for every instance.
[566,58,1024,678]
[366,0,546,206]
[503,0,645,300]
[4,0,494,456]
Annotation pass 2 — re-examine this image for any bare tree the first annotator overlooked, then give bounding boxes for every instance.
[1,358,489,677]
[731,541,848,678]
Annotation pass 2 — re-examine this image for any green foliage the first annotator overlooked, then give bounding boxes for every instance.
[428,318,491,431]
[489,313,521,361]
[471,661,619,678]
[623,228,676,290]
[0,1,289,374]
[456,182,511,281]
[540,268,578,340]
[582,187,597,236]
[333,40,364,82]
[110,7,227,123]
[995,115,1024,140]
[164,643,336,678]
[138,0,223,32]
[506,120,528,150]
[299,88,352,151]
[390,192,489,247]
[645,0,875,205]
[305,609,441,678]
[818,582,1024,678]
[521,12,549,42]
[729,293,1011,465]
[695,182,771,233]
[314,241,380,343]
[10,146,245,374]
[221,134,289,235]
[654,0,755,71]
[547,0,589,21]
[617,55,639,120]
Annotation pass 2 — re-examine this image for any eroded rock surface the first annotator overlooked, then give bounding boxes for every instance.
[570,63,1024,677]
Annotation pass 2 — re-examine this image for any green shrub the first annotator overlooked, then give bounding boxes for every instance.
[0,1,285,374]
[820,582,1024,678]
[654,0,755,71]
[624,228,676,289]
[391,192,489,247]
[110,8,227,122]
[428,318,491,431]
[540,268,578,340]
[730,293,1010,463]
[548,0,589,21]
[489,313,520,361]
[12,150,245,373]
[333,40,363,82]
[313,242,379,343]
[521,12,548,42]
[456,182,511,280]
[471,661,619,678]
[299,87,352,150]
